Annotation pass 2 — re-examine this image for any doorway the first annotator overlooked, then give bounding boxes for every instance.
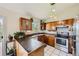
[0,16,3,55]
[0,16,6,56]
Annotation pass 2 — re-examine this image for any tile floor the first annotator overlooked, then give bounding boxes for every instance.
[44,45,73,56]
[31,36,73,56]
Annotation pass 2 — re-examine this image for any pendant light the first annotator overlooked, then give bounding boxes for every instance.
[49,3,58,20]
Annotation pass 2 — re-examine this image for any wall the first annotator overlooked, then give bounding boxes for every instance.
[0,7,27,55]
[0,7,27,35]
[0,7,42,36]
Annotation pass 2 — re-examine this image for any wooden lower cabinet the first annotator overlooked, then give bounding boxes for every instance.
[28,46,44,56]
[38,35,46,42]
[15,40,28,56]
[47,35,56,47]
[38,35,56,47]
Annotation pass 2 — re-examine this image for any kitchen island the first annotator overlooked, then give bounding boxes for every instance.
[14,32,56,56]
[15,36,46,56]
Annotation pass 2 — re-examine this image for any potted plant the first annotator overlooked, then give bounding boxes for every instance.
[7,48,15,56]
[8,35,13,42]
[14,32,26,39]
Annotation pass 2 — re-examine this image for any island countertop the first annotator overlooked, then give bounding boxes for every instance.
[15,36,46,54]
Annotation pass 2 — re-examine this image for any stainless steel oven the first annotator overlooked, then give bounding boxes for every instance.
[56,26,69,53]
[56,37,68,48]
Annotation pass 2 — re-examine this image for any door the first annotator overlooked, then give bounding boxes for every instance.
[0,17,3,56]
[0,16,6,56]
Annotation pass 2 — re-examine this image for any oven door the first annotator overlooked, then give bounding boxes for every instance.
[56,37,68,53]
[56,37,68,48]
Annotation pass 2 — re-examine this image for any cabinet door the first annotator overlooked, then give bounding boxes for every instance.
[28,46,44,56]
[48,36,55,47]
[15,40,28,56]
[40,23,46,30]
[46,23,51,30]
[64,19,74,26]
[68,19,74,26]
[38,35,45,42]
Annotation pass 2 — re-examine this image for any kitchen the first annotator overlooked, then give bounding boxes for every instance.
[6,17,76,56]
[4,3,78,56]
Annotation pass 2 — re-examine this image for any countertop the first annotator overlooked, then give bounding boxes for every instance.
[15,32,56,54]
[25,32,56,37]
[16,36,46,54]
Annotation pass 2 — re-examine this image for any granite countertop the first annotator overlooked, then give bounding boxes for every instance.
[25,32,56,37]
[15,32,56,54]
[16,36,46,54]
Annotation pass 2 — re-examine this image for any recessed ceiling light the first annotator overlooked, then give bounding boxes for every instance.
[52,9,55,12]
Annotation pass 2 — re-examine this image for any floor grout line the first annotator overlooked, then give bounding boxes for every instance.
[44,45,73,56]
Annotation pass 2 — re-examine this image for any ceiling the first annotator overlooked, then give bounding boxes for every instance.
[0,3,78,19]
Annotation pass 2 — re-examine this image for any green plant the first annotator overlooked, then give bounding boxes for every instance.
[8,35,13,41]
[7,48,15,56]
[14,32,26,39]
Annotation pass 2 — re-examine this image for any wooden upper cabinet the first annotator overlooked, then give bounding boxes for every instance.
[40,20,46,30]
[19,17,33,31]
[46,21,57,31]
[40,23,46,30]
[63,18,74,26]
[67,19,74,26]
[46,23,51,30]
[46,18,74,30]
[51,22,54,26]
